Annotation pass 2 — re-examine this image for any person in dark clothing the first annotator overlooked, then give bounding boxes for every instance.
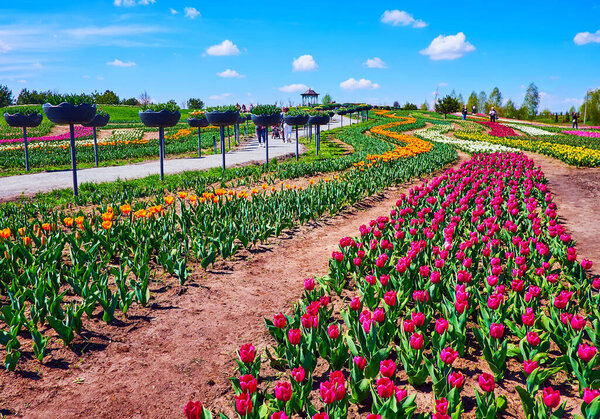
[462,106,468,120]
[489,107,497,123]
[472,105,476,114]
[572,112,579,129]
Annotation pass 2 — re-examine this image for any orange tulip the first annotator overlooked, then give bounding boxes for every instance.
[0,228,11,239]
[164,196,175,205]
[134,209,147,218]
[18,227,26,236]
[64,217,74,227]
[41,223,51,232]
[178,191,188,199]
[102,212,113,221]
[120,204,132,215]
[22,236,32,246]
[102,220,112,230]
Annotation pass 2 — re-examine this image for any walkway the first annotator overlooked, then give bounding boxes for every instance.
[0,115,360,199]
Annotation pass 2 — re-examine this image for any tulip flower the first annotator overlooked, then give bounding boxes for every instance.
[412,311,425,327]
[239,344,255,363]
[542,386,561,409]
[447,371,464,388]
[328,324,340,339]
[376,377,395,398]
[435,318,449,334]
[523,359,538,374]
[239,374,257,394]
[522,308,535,327]
[350,297,362,311]
[383,290,397,306]
[380,359,396,378]
[288,329,301,345]
[304,278,315,290]
[312,413,329,419]
[435,397,449,414]
[184,401,203,419]
[291,366,305,382]
[526,331,540,347]
[578,344,597,363]
[583,388,600,404]
[489,323,504,339]
[366,415,381,419]
[235,393,253,415]
[440,347,458,365]
[410,333,424,350]
[478,373,495,392]
[274,381,292,402]
[571,315,586,331]
[395,387,408,402]
[271,412,288,419]
[353,356,367,370]
[273,312,286,329]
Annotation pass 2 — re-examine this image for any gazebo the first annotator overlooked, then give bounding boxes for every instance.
[301,88,319,106]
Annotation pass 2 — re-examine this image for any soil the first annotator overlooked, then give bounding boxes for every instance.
[2,130,600,418]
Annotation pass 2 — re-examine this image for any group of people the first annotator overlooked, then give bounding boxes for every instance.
[254,121,293,147]
[461,105,497,122]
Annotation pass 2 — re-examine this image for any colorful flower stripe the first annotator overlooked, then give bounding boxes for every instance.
[455,130,600,167]
[414,124,519,153]
[505,123,557,136]
[474,120,519,137]
[0,126,93,145]
[562,130,600,138]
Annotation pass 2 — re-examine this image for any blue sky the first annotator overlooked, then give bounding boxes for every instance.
[1,0,599,110]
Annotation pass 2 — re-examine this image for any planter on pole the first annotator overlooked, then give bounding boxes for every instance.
[206,110,239,171]
[283,114,309,161]
[83,113,110,167]
[251,112,282,165]
[3,111,43,172]
[139,109,181,181]
[187,116,209,158]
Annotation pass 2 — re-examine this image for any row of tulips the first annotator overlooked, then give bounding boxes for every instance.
[472,121,519,137]
[0,112,457,370]
[186,152,600,418]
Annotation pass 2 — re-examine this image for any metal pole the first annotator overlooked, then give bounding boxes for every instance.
[69,124,78,196]
[265,126,269,164]
[197,128,202,158]
[23,127,30,171]
[213,135,217,154]
[341,116,343,127]
[220,126,225,171]
[295,125,299,161]
[159,127,165,181]
[309,124,312,142]
[227,126,231,149]
[316,125,320,156]
[93,127,99,167]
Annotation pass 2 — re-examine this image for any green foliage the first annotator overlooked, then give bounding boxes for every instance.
[187,98,204,109]
[285,107,308,117]
[322,93,332,105]
[523,82,540,119]
[582,88,600,125]
[140,102,180,112]
[251,105,282,116]
[402,103,418,110]
[435,95,461,119]
[94,90,120,105]
[2,106,42,116]
[120,97,139,106]
[45,93,96,106]
[0,84,13,108]
[96,107,109,117]
[420,101,428,111]
[206,105,238,112]
[467,92,478,111]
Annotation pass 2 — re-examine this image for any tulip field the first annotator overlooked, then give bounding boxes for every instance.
[2,109,600,418]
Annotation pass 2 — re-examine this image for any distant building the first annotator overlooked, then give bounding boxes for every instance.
[301,88,319,106]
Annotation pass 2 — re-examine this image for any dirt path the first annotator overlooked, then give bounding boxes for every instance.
[0,151,469,418]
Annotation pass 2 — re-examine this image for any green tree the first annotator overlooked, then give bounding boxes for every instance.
[121,97,139,106]
[467,92,478,112]
[457,93,465,106]
[435,95,461,119]
[186,98,204,109]
[393,100,400,107]
[449,89,457,99]
[523,82,540,120]
[322,93,332,105]
[403,102,418,110]
[420,101,429,110]
[94,89,120,104]
[583,89,600,125]
[0,84,13,107]
[504,99,517,118]
[477,91,487,115]
[486,87,502,113]
[17,88,53,104]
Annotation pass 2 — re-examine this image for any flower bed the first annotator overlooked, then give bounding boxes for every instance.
[474,121,519,137]
[563,131,600,138]
[415,124,519,154]
[196,152,600,418]
[506,123,557,136]
[0,126,93,147]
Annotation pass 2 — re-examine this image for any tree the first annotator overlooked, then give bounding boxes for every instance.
[477,91,487,115]
[486,87,502,113]
[449,89,457,99]
[523,82,540,120]
[420,101,429,111]
[17,88,53,104]
[94,89,120,104]
[322,93,332,105]
[435,95,461,119]
[121,97,139,106]
[582,89,600,125]
[467,92,478,112]
[138,91,151,105]
[403,102,418,110]
[186,98,204,109]
[0,84,13,107]
[393,100,400,107]
[457,94,465,106]
[503,99,517,119]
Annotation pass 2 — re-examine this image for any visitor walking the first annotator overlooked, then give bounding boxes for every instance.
[472,105,477,114]
[256,125,264,146]
[572,111,579,129]
[283,122,292,143]
[489,107,497,123]
[462,106,468,120]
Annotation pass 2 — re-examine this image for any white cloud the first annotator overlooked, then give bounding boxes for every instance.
[437,82,448,87]
[65,25,161,37]
[292,54,318,72]
[217,68,245,78]
[420,32,475,60]
[107,58,136,67]
[184,7,200,19]
[0,40,11,53]
[363,57,387,68]
[206,40,240,56]
[278,83,309,93]
[114,0,154,6]
[574,30,600,45]
[340,78,380,90]
[381,10,427,28]
[170,8,178,14]
[209,93,232,101]
[564,97,583,104]
[138,0,155,4]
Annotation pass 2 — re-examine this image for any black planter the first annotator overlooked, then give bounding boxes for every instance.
[206,110,240,126]
[83,113,110,128]
[283,114,309,126]
[251,113,282,127]
[308,115,330,125]
[236,115,247,125]
[187,117,210,128]
[3,112,43,128]
[337,109,347,116]
[139,110,180,128]
[43,102,96,125]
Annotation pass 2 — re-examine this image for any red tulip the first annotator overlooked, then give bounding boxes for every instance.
[288,328,301,345]
[304,277,315,290]
[271,412,288,419]
[571,315,586,331]
[384,290,397,307]
[522,308,535,327]
[366,414,382,419]
[435,397,449,414]
[395,387,408,402]
[583,388,600,404]
[350,296,362,311]
[490,323,504,339]
[376,377,395,398]
[373,308,385,323]
[403,319,416,333]
[184,401,203,419]
[319,381,336,404]
[328,324,340,339]
[578,344,597,363]
[274,381,292,402]
[319,295,330,307]
[235,393,253,415]
[239,374,257,394]
[291,366,305,382]
[380,359,396,378]
[312,413,329,419]
[526,331,540,347]
[440,347,458,365]
[273,312,287,329]
[410,333,424,350]
[447,371,464,388]
[542,386,561,409]
[354,356,367,370]
[430,270,441,284]
[478,373,495,393]
[435,318,449,334]
[331,251,344,262]
[239,344,255,363]
[523,359,538,374]
[412,311,425,326]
